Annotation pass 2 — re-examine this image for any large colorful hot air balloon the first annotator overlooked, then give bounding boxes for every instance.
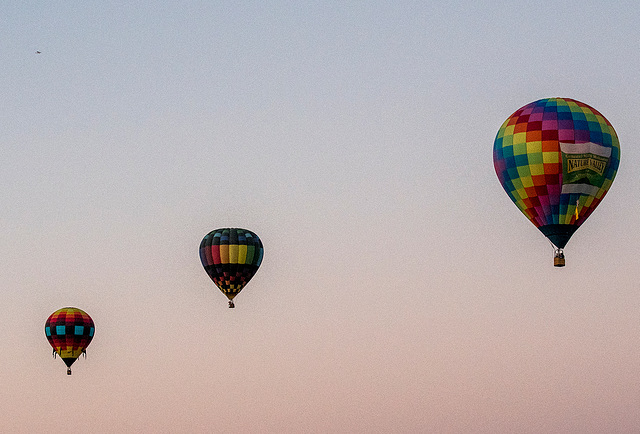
[45,307,95,375]
[200,228,264,307]
[494,98,620,266]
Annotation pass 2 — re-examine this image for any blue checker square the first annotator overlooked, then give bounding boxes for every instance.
[590,130,603,143]
[588,121,603,132]
[514,154,529,166]
[572,112,587,121]
[573,120,588,131]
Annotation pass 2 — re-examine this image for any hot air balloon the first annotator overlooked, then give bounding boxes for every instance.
[45,307,95,375]
[494,97,620,266]
[200,228,264,307]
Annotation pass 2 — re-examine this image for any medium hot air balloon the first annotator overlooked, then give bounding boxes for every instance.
[200,228,264,307]
[494,97,620,266]
[45,307,95,375]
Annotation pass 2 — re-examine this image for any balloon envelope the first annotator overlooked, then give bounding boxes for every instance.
[45,307,95,369]
[493,97,620,249]
[199,228,264,302]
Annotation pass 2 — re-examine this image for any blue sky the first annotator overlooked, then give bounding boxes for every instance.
[1,2,639,432]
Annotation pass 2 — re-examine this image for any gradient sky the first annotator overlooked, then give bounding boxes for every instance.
[2,1,639,433]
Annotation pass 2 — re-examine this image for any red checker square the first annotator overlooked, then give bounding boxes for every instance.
[530,207,544,221]
[524,187,538,198]
[526,121,542,131]
[527,195,541,207]
[514,122,528,133]
[544,163,561,175]
[526,130,542,141]
[545,173,561,185]
[507,116,520,126]
[531,175,547,187]
[534,185,548,196]
[541,140,558,152]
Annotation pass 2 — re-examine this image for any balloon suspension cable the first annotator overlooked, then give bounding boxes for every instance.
[52,349,57,359]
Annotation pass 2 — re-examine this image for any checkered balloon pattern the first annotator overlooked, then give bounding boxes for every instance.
[45,307,95,368]
[200,228,264,301]
[493,98,620,248]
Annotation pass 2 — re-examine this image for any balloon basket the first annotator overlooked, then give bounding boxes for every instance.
[553,249,565,267]
[228,300,235,308]
[67,368,72,375]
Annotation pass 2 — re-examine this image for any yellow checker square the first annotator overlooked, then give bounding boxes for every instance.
[529,164,544,176]
[512,132,527,148]
[502,124,515,136]
[520,175,533,188]
[501,134,513,147]
[238,244,247,263]
[584,196,595,207]
[526,141,542,154]
[542,152,559,164]
[228,244,239,264]
[585,112,597,122]
[512,142,527,157]
[515,186,528,200]
[510,177,524,191]
[607,123,616,133]
[517,165,531,178]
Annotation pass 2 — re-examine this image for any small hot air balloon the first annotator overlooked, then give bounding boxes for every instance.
[493,97,620,266]
[200,228,264,307]
[45,307,95,375]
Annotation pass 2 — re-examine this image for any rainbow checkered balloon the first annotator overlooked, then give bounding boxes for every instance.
[493,98,620,250]
[45,307,94,374]
[200,228,264,305]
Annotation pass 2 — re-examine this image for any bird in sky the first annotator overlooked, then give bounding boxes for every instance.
[36,51,41,54]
